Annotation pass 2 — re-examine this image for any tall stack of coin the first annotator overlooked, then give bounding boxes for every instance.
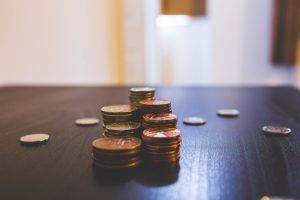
[103,122,141,137]
[101,105,139,126]
[140,99,172,114]
[142,113,177,129]
[142,128,181,165]
[129,87,155,108]
[92,137,142,170]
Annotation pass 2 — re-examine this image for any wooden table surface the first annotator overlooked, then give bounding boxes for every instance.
[0,86,299,200]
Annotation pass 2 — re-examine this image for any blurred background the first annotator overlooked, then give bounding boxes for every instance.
[0,0,299,86]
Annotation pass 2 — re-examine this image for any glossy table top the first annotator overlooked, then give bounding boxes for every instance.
[0,86,299,200]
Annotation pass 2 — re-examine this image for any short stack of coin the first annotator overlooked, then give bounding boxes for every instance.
[142,128,181,165]
[140,99,172,114]
[103,122,141,137]
[101,105,139,126]
[142,113,177,129]
[129,87,155,108]
[92,137,142,170]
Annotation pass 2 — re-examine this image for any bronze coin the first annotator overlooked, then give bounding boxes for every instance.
[105,122,141,132]
[101,105,137,115]
[93,156,141,165]
[262,125,291,136]
[142,128,181,142]
[93,159,142,169]
[140,99,171,106]
[92,137,141,152]
[143,113,177,124]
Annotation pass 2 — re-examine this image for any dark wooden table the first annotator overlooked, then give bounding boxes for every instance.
[0,86,299,200]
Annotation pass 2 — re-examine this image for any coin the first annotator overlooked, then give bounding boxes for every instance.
[262,125,291,136]
[105,122,141,132]
[142,128,181,142]
[183,117,206,125]
[20,133,50,144]
[217,109,240,117]
[92,137,141,152]
[75,118,100,126]
[93,159,142,169]
[140,99,170,106]
[143,113,177,124]
[101,105,137,115]
[130,87,155,93]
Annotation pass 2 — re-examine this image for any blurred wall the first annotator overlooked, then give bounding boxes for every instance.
[0,0,124,86]
[210,0,294,85]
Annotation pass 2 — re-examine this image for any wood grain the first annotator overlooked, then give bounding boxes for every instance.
[0,86,299,200]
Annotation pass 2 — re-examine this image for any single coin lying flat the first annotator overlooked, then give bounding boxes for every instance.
[262,125,291,136]
[75,118,100,126]
[183,117,206,125]
[20,133,50,144]
[217,109,240,117]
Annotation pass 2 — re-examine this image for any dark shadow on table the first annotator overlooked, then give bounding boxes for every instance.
[92,164,137,186]
[134,162,180,187]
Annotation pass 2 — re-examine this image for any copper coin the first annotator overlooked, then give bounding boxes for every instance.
[143,113,177,123]
[93,159,142,169]
[262,126,291,136]
[20,133,50,144]
[217,109,240,117]
[142,128,181,142]
[92,137,141,152]
[105,122,141,132]
[130,87,155,93]
[183,117,206,125]
[101,105,137,115]
[140,99,170,106]
[75,118,100,126]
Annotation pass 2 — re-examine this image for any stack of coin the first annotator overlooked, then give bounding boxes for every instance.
[92,137,142,170]
[142,113,177,129]
[140,99,172,114]
[103,122,141,137]
[101,105,139,125]
[142,128,181,165]
[129,87,155,108]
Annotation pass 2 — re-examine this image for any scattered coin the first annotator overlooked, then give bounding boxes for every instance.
[217,109,240,117]
[20,133,50,144]
[262,125,291,136]
[75,118,100,126]
[183,117,206,125]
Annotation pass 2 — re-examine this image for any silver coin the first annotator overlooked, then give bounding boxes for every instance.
[75,118,100,126]
[20,133,50,144]
[130,87,155,93]
[183,117,206,125]
[217,109,240,117]
[262,125,291,136]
